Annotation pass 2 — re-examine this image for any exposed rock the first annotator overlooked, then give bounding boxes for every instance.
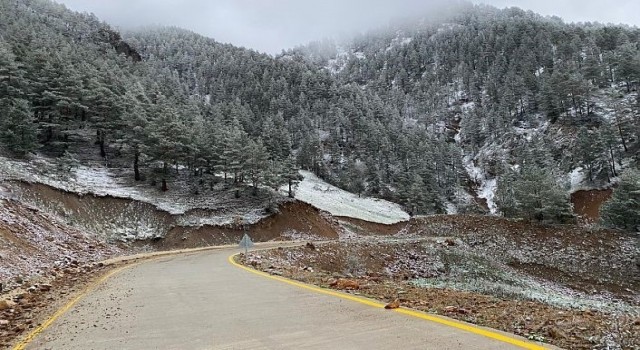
[384,299,400,309]
[444,306,471,314]
[0,299,17,311]
[329,278,360,290]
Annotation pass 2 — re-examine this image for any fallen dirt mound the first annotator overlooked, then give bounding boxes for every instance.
[158,201,340,249]
[571,189,613,223]
[0,260,115,349]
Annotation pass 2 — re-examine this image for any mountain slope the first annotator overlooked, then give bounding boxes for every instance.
[1,0,638,225]
[295,3,640,220]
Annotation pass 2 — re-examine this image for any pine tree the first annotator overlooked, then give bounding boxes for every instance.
[119,88,150,181]
[600,169,640,232]
[616,43,640,92]
[575,127,599,182]
[0,99,38,156]
[245,139,269,194]
[496,168,519,218]
[504,164,573,223]
[0,39,26,100]
[281,155,303,198]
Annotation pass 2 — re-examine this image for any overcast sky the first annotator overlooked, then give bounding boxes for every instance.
[55,0,640,54]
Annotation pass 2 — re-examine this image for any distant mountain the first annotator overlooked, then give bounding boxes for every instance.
[1,0,638,228]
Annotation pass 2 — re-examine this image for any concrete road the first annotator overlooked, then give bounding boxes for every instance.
[25,247,547,350]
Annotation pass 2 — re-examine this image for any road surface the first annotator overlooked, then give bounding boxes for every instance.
[23,247,548,350]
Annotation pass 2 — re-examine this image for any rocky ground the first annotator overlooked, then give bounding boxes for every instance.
[0,195,127,290]
[0,260,115,349]
[241,233,639,350]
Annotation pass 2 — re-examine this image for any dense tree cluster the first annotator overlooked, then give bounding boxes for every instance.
[600,169,640,231]
[0,0,639,225]
[299,4,639,222]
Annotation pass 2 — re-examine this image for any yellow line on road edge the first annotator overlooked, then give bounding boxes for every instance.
[9,243,295,350]
[11,263,137,350]
[228,254,548,350]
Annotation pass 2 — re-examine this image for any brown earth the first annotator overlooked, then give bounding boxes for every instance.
[7,181,341,249]
[0,197,123,283]
[403,215,639,297]
[158,201,340,249]
[571,189,613,223]
[0,260,113,349]
[336,216,409,236]
[242,241,640,350]
[335,214,638,298]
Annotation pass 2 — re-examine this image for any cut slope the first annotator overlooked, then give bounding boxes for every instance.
[155,201,340,250]
[0,197,121,282]
[0,156,273,221]
[289,171,410,225]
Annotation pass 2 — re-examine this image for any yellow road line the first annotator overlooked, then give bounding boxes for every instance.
[9,243,295,350]
[228,253,549,350]
[11,263,137,350]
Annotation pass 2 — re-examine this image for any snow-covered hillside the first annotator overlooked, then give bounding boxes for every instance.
[288,171,410,224]
[0,156,272,230]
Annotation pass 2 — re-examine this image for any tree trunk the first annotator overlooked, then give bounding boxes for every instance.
[161,178,168,192]
[288,178,293,198]
[134,151,141,181]
[608,65,614,83]
[617,123,628,152]
[609,146,617,177]
[97,130,106,158]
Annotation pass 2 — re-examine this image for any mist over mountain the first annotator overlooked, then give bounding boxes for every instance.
[53,0,640,54]
[1,0,639,229]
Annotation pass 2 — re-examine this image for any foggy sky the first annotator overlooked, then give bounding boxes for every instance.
[55,0,640,54]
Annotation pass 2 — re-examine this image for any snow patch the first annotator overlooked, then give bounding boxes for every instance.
[0,156,270,220]
[462,155,498,214]
[569,167,585,192]
[286,171,409,225]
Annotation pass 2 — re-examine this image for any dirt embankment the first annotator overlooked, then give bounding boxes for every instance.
[571,189,613,223]
[6,181,341,247]
[7,181,178,241]
[333,214,638,296]
[159,201,340,250]
[402,215,639,296]
[0,197,122,283]
[336,216,409,236]
[1,179,342,294]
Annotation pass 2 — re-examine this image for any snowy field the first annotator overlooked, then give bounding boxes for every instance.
[287,171,410,225]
